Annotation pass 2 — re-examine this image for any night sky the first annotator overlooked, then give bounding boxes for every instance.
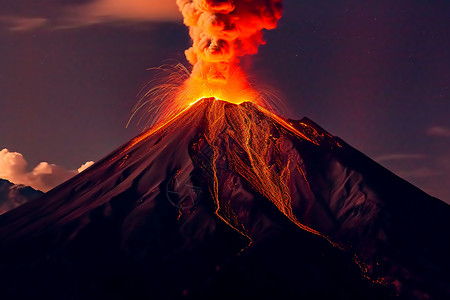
[1,1,449,202]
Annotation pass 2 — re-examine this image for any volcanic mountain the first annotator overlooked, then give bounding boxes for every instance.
[0,99,449,299]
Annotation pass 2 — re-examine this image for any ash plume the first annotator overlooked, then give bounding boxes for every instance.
[176,0,282,102]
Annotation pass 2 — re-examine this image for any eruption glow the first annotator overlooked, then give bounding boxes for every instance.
[130,1,284,132]
[128,0,342,252]
[127,0,338,244]
[124,98,340,249]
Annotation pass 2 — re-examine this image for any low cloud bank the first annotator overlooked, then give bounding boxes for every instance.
[0,148,93,192]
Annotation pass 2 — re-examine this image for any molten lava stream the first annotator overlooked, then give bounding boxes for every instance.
[198,99,341,248]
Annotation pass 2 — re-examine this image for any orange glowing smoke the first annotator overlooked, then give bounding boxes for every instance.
[177,0,283,104]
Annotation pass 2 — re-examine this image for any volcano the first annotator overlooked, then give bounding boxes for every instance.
[0,98,449,299]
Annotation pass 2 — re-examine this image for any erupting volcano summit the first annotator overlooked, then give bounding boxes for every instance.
[145,0,285,126]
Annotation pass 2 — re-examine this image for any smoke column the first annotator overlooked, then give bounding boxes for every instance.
[177,0,283,104]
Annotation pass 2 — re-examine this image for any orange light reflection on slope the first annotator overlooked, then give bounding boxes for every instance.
[124,98,340,248]
[202,100,341,248]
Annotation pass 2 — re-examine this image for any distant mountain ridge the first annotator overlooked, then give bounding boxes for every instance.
[0,99,449,299]
[0,179,43,215]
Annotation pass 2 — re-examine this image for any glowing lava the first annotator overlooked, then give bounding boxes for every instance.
[125,98,339,248]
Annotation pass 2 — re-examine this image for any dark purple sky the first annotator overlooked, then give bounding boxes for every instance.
[1,0,449,202]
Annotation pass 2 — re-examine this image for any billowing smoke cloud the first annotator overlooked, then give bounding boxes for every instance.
[177,0,282,85]
[0,148,93,192]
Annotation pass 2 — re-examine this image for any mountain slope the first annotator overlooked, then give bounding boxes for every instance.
[0,99,448,299]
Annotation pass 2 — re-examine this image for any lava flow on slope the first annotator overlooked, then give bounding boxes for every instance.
[1,98,449,300]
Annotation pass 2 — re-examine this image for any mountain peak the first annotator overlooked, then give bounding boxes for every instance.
[1,99,449,299]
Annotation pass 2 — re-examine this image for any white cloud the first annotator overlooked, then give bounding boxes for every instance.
[78,161,95,173]
[0,148,93,192]
[375,153,424,162]
[395,167,441,180]
[427,126,450,137]
[0,15,48,31]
